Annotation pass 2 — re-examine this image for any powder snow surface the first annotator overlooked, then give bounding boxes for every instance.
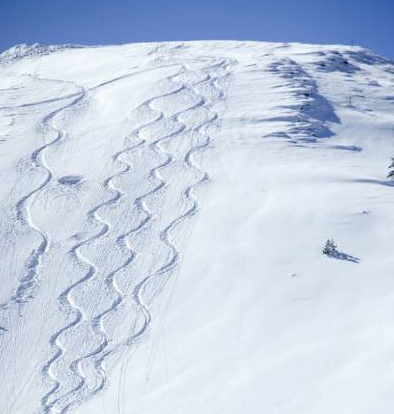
[1,41,394,414]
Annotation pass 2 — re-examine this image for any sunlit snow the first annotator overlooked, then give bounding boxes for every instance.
[1,41,394,414]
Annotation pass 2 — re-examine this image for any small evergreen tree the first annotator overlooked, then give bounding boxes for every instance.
[323,239,337,256]
[387,158,394,180]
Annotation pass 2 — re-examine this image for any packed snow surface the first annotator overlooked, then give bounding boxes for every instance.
[1,41,394,414]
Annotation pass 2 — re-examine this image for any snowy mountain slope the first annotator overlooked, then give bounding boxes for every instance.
[0,41,394,414]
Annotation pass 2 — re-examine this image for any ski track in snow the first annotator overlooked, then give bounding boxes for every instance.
[0,81,86,314]
[0,62,191,319]
[40,53,232,414]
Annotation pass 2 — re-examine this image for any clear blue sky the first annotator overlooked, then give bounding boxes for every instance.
[1,0,393,59]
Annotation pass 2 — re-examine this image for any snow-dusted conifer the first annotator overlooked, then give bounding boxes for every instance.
[387,158,394,180]
[323,239,337,256]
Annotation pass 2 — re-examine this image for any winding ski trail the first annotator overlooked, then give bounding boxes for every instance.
[0,82,86,314]
[41,58,231,414]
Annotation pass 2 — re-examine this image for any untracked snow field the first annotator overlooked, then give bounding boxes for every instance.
[1,41,394,414]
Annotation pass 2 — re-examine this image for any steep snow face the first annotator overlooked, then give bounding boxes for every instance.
[0,41,394,414]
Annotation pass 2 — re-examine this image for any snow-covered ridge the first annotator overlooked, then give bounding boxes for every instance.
[1,41,394,414]
[0,43,89,64]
